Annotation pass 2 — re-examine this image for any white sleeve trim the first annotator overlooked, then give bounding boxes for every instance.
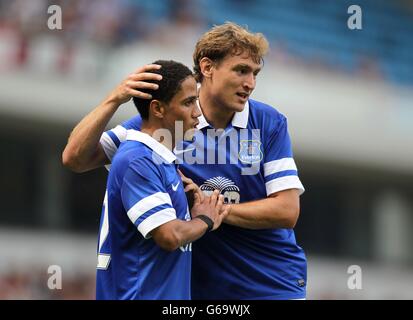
[138,208,177,239]
[99,125,128,161]
[265,175,305,196]
[264,157,297,177]
[112,125,128,140]
[100,132,117,161]
[127,192,173,224]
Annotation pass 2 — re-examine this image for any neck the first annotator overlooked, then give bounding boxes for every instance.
[140,122,175,151]
[198,86,234,129]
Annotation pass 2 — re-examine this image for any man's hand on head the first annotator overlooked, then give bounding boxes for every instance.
[106,64,163,106]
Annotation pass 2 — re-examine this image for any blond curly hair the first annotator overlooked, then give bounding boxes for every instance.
[193,22,269,82]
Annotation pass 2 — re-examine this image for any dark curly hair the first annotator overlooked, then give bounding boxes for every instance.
[133,60,193,120]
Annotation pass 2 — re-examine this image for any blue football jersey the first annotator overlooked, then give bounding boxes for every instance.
[100,99,307,299]
[96,130,192,300]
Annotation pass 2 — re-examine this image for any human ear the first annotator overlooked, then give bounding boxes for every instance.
[149,100,165,119]
[199,57,214,79]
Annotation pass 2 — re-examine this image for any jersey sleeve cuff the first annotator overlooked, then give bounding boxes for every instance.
[137,208,177,239]
[265,175,305,196]
[100,132,117,161]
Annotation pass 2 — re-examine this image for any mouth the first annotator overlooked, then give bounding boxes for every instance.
[192,121,199,128]
[236,92,249,100]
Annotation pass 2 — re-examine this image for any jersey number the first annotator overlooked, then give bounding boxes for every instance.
[97,191,111,270]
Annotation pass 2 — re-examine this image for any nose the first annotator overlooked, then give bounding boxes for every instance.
[243,73,256,92]
[192,102,202,118]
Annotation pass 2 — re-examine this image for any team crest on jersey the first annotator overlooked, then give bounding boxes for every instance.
[238,140,263,164]
[200,176,240,204]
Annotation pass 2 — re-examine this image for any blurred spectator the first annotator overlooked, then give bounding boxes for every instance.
[0,267,95,300]
[149,0,207,47]
[0,0,411,85]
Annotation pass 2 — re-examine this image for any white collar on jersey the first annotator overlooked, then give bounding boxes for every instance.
[126,130,177,164]
[196,100,250,130]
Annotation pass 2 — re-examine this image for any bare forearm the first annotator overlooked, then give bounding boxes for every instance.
[174,218,209,248]
[62,97,118,172]
[152,218,208,251]
[224,192,300,229]
[152,191,226,251]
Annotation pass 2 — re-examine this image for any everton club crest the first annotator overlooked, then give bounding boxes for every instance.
[238,140,263,164]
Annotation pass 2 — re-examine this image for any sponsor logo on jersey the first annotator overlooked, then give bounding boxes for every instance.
[200,176,240,204]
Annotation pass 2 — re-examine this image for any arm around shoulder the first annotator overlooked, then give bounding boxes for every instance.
[62,98,119,173]
[62,63,163,173]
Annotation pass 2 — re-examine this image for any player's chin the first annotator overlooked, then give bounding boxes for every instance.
[230,101,246,112]
[183,128,197,141]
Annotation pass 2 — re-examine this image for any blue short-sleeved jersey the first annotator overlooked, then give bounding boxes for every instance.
[96,130,191,300]
[100,99,307,299]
